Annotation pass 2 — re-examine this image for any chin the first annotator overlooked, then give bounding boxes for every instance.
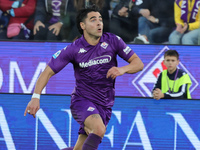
[96,33,102,38]
[98,32,103,35]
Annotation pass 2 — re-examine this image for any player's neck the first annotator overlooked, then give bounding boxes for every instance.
[84,34,100,46]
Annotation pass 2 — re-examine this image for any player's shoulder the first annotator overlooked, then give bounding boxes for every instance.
[70,38,81,48]
[63,38,83,52]
[102,32,122,42]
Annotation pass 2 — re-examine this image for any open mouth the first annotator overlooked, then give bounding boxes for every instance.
[98,28,102,32]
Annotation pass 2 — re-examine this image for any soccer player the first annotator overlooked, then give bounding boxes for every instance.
[152,50,192,100]
[24,5,144,150]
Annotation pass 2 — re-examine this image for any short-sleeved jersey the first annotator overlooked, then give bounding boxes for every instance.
[48,32,134,108]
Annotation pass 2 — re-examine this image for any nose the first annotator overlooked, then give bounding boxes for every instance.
[169,60,173,64]
[97,20,101,25]
[97,18,103,23]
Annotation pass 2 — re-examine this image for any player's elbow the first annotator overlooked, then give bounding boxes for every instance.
[138,61,144,71]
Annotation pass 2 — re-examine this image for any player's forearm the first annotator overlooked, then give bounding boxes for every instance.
[33,66,55,95]
[124,56,144,74]
[33,75,49,95]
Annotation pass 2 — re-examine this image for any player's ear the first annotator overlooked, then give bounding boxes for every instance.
[80,22,85,30]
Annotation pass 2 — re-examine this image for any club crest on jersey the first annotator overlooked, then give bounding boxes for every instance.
[101,42,108,49]
[53,50,61,59]
[87,107,95,111]
[78,48,87,53]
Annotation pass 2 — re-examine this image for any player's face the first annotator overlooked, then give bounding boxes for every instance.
[81,11,103,39]
[164,56,179,74]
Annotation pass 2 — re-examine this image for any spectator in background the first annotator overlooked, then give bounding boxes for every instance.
[0,9,2,17]
[0,0,36,40]
[33,0,76,41]
[110,0,149,42]
[133,0,175,44]
[169,0,200,45]
[0,9,9,34]
[152,50,192,100]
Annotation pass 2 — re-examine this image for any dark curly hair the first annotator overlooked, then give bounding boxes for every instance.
[76,5,100,35]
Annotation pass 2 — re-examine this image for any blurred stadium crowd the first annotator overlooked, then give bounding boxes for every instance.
[0,0,200,45]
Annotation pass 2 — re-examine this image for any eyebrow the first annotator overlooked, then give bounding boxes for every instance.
[89,16,102,20]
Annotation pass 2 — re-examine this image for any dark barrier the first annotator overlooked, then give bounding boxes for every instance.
[0,93,200,150]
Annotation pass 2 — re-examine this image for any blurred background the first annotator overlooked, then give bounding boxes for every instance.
[0,0,199,44]
[0,0,200,150]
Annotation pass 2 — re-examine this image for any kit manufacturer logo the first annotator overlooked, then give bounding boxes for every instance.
[78,48,87,53]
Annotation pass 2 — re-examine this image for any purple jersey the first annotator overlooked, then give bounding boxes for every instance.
[48,32,134,108]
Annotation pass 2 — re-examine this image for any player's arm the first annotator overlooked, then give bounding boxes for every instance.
[24,65,55,118]
[123,53,144,74]
[33,65,55,94]
[106,53,144,79]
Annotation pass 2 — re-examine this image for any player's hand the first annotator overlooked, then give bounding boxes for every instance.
[48,22,63,36]
[34,20,45,35]
[106,66,125,79]
[24,98,40,118]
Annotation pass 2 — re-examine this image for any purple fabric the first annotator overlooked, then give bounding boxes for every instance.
[48,32,134,108]
[189,0,200,22]
[176,0,200,23]
[21,23,30,39]
[180,0,188,22]
[176,0,182,6]
[70,96,112,135]
[82,133,102,150]
[49,0,62,24]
